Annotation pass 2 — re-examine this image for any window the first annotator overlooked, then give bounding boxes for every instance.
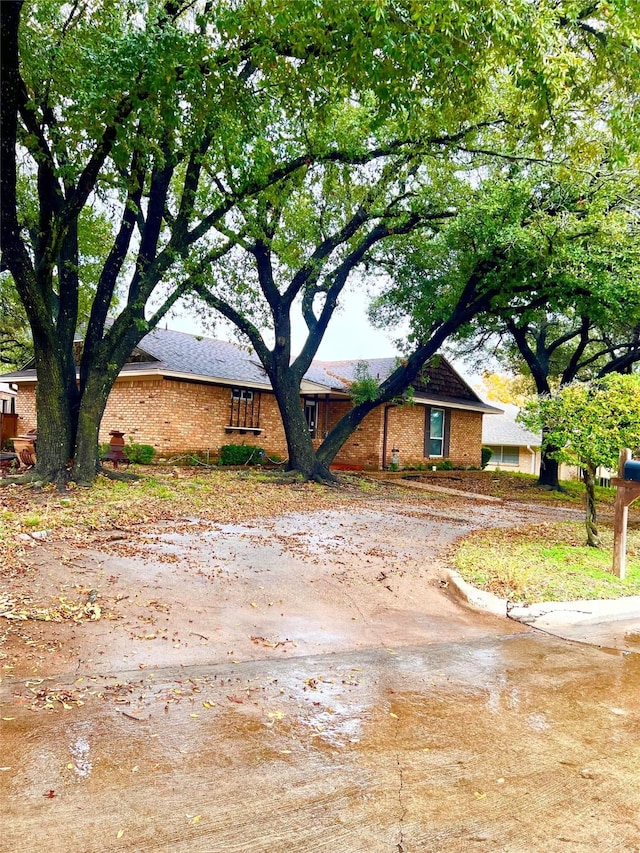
[427,407,446,457]
[487,445,520,466]
[228,387,261,431]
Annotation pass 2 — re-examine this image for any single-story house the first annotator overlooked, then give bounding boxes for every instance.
[1,328,501,470]
[480,400,614,484]
[481,402,542,475]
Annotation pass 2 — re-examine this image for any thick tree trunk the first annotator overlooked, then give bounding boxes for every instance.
[583,464,600,548]
[316,399,377,469]
[270,370,335,482]
[538,448,561,489]
[72,376,113,484]
[32,349,75,486]
[537,424,561,489]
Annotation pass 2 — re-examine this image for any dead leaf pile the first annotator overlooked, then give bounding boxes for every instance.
[17,680,88,711]
[0,590,103,623]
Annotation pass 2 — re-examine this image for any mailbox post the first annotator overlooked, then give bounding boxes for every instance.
[611,448,640,579]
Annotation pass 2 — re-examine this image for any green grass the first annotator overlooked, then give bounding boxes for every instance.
[454,521,640,603]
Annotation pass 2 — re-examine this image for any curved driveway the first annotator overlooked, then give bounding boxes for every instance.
[2,499,639,852]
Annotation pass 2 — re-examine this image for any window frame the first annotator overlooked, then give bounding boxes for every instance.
[228,386,261,432]
[424,406,450,459]
[487,445,520,466]
[304,399,318,439]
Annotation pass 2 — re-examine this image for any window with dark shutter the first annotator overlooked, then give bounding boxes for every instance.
[304,400,318,438]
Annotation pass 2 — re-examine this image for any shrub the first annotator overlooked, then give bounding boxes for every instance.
[126,443,156,464]
[436,459,453,471]
[481,446,493,469]
[219,444,265,466]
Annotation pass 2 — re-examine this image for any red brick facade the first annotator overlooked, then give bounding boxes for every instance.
[14,378,483,469]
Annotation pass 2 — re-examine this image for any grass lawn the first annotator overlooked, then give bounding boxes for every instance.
[453,521,640,604]
[3,467,639,606]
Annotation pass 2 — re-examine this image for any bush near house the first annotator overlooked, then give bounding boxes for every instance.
[126,443,156,465]
[481,446,493,469]
[219,444,265,466]
[98,442,156,464]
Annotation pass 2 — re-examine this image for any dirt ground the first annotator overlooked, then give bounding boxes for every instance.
[1,478,639,852]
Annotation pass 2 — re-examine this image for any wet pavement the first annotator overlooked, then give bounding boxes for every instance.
[2,500,639,852]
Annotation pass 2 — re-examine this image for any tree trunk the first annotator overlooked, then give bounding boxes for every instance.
[316,398,377,469]
[72,375,113,484]
[538,447,561,489]
[270,370,335,482]
[32,348,75,486]
[583,463,600,548]
[537,424,561,489]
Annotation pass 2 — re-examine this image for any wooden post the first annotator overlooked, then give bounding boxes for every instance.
[611,449,640,580]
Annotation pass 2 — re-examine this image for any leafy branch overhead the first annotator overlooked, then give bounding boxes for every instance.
[2,0,640,484]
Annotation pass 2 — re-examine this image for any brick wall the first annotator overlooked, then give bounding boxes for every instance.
[14,379,484,469]
[100,377,288,458]
[15,386,36,434]
[445,409,483,468]
[315,400,385,469]
[383,405,483,469]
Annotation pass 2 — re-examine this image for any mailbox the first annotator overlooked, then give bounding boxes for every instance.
[623,459,640,482]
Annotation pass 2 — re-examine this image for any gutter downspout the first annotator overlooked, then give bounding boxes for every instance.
[526,445,537,475]
[382,404,394,470]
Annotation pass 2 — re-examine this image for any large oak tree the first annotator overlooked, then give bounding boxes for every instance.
[437,158,640,487]
[2,0,638,483]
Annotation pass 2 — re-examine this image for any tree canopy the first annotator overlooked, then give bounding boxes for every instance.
[520,374,640,547]
[371,147,640,485]
[2,0,640,484]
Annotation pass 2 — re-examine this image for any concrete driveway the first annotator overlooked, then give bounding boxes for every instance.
[2,499,639,852]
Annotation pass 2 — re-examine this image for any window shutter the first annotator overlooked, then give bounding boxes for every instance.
[424,406,431,457]
[443,409,451,458]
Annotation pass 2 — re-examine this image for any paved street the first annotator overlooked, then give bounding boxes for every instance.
[2,500,639,852]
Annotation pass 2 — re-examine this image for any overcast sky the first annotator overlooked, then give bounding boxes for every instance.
[168,286,403,362]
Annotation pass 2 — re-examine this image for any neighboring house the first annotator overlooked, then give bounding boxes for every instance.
[481,399,610,484]
[0,382,16,413]
[482,403,541,475]
[0,382,18,448]
[1,328,501,470]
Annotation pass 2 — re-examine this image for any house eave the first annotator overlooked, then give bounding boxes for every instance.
[412,393,503,415]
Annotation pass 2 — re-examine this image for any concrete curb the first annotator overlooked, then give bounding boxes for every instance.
[445,569,508,617]
[508,595,640,626]
[446,569,640,626]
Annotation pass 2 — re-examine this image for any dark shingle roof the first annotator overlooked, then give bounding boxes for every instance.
[132,329,270,386]
[0,327,501,413]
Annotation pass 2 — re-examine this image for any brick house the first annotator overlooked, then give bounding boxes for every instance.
[1,328,500,470]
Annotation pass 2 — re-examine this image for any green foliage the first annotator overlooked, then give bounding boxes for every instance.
[5,0,640,485]
[0,275,31,369]
[125,443,156,465]
[520,374,640,471]
[349,362,380,405]
[481,447,493,469]
[372,152,640,358]
[219,444,265,466]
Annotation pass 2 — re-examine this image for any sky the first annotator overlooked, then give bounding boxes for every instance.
[168,286,404,363]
